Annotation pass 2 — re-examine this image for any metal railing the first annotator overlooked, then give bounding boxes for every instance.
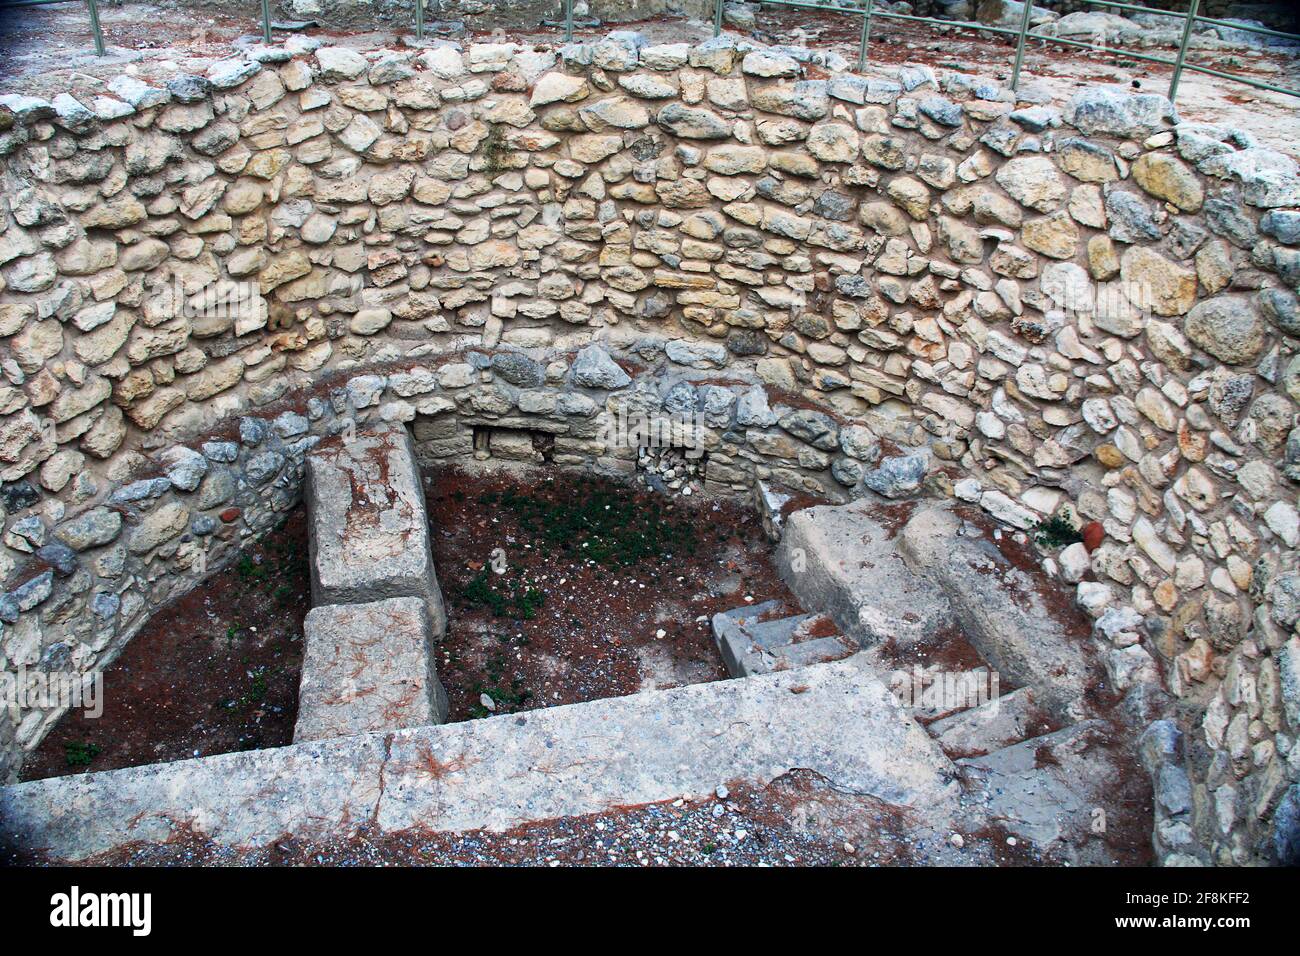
[710,0,1300,103]
[0,0,1296,105]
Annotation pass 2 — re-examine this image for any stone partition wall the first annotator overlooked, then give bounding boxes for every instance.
[0,30,1298,865]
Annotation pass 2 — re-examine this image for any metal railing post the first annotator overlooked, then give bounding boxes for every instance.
[1168,0,1201,103]
[86,0,105,55]
[564,0,573,42]
[1010,0,1034,91]
[713,0,723,37]
[415,0,424,41]
[260,0,272,43]
[857,0,875,71]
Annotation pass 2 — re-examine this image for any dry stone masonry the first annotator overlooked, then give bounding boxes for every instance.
[0,27,1298,865]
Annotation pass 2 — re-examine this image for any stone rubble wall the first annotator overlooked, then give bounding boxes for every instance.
[0,28,1297,866]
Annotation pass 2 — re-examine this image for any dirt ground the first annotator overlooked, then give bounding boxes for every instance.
[0,5,1296,156]
[19,507,310,782]
[425,465,801,720]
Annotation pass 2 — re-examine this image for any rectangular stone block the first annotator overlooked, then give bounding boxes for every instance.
[294,597,448,742]
[305,422,446,635]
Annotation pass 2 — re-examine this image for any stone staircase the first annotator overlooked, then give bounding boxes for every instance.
[1,469,1137,863]
[714,487,1135,860]
[711,600,856,678]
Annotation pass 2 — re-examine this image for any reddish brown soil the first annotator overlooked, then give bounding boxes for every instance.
[867,499,918,539]
[426,466,802,721]
[960,505,1093,643]
[19,509,309,782]
[874,622,993,678]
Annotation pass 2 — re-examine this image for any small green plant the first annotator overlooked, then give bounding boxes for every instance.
[236,554,266,583]
[476,481,698,569]
[222,665,272,711]
[1034,514,1084,550]
[64,741,101,767]
[462,569,547,621]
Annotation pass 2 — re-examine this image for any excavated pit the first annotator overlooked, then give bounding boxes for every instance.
[4,7,1291,864]
[15,455,813,780]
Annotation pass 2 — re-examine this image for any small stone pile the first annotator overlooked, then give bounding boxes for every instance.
[637,444,706,497]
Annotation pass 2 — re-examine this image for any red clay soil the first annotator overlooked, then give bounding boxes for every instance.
[19,509,310,782]
[425,466,803,721]
[873,622,993,677]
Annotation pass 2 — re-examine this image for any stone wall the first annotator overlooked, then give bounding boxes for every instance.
[0,28,1297,866]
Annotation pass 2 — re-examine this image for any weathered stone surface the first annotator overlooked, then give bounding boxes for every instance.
[656,102,731,139]
[1185,296,1267,365]
[1132,152,1203,212]
[1121,246,1196,316]
[995,156,1066,212]
[306,424,446,634]
[900,505,1094,715]
[316,47,368,80]
[571,343,630,389]
[0,655,959,861]
[55,507,122,552]
[295,596,448,743]
[776,498,951,647]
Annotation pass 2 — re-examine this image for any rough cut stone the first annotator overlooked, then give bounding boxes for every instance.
[294,596,448,742]
[0,656,959,862]
[1184,296,1267,365]
[306,423,447,634]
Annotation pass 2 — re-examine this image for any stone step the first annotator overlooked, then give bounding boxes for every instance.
[927,686,1045,758]
[712,602,856,678]
[774,497,953,648]
[305,422,447,635]
[956,720,1111,851]
[898,505,1093,719]
[885,665,1003,725]
[0,657,961,862]
[294,597,449,743]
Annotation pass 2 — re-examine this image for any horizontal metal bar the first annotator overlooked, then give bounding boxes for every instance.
[757,0,1028,42]
[1081,0,1300,42]
[1191,12,1300,43]
[1170,57,1300,99]
[1038,30,1300,98]
[1077,0,1185,21]
[868,7,1028,40]
[755,0,899,18]
[1038,31,1189,69]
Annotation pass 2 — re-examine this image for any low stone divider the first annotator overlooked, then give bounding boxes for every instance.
[299,423,449,740]
[295,597,449,742]
[0,657,957,862]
